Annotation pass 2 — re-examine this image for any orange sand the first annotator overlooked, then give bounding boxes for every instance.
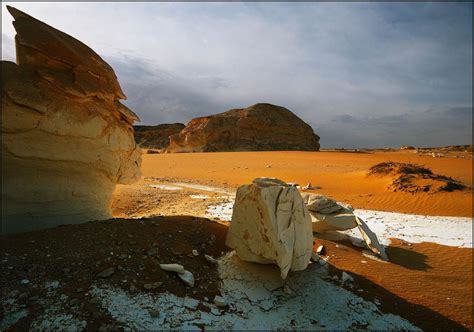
[317,238,473,330]
[140,151,472,217]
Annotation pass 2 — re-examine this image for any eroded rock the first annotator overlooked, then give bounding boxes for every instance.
[226,178,313,279]
[1,6,141,234]
[167,103,320,153]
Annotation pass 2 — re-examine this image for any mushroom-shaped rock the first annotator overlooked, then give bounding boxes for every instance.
[226,178,313,279]
[1,7,141,234]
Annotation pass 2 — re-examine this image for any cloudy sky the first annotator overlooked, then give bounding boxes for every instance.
[2,2,472,148]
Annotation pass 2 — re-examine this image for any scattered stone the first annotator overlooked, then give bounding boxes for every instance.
[283,284,292,295]
[45,281,60,290]
[318,258,327,266]
[214,295,228,307]
[184,296,200,310]
[204,254,218,264]
[192,249,199,256]
[20,279,30,285]
[159,263,185,274]
[96,267,115,278]
[226,178,313,279]
[118,254,128,260]
[178,270,195,287]
[76,288,83,293]
[316,245,324,255]
[143,282,163,290]
[266,165,272,168]
[62,268,72,274]
[342,272,354,283]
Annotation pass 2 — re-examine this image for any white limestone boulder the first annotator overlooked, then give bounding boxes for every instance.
[302,193,358,232]
[226,178,313,279]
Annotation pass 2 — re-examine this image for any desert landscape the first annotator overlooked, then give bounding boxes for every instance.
[1,3,473,332]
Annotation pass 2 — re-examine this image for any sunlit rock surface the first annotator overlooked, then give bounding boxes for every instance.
[1,6,141,234]
[226,178,313,279]
[167,103,320,152]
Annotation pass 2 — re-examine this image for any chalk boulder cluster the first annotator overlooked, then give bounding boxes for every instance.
[227,178,388,278]
[1,7,141,234]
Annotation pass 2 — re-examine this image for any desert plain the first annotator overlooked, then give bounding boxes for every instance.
[1,4,473,331]
[109,149,473,330]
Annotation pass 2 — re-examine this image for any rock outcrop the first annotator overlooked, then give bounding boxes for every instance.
[226,178,313,279]
[1,6,141,234]
[167,103,320,153]
[134,123,185,150]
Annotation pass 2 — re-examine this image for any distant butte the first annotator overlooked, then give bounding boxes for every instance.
[167,103,320,153]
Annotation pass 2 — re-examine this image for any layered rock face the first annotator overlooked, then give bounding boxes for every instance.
[1,6,141,234]
[226,178,313,279]
[167,103,320,152]
[134,123,185,150]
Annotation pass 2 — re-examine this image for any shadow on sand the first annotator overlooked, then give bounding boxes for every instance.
[326,264,469,331]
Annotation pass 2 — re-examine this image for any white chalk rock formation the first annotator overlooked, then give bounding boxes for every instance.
[302,193,357,232]
[1,6,141,234]
[226,178,313,279]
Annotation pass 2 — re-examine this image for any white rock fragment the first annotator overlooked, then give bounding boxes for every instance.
[316,245,324,255]
[214,295,228,307]
[178,270,195,287]
[341,272,354,283]
[204,254,218,264]
[302,193,358,232]
[159,264,185,274]
[226,178,313,279]
[355,216,389,261]
[183,296,199,310]
[192,249,199,257]
[20,279,30,285]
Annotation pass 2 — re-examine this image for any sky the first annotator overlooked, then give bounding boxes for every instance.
[1,2,472,148]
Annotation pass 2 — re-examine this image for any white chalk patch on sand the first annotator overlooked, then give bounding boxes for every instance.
[351,210,473,248]
[206,202,234,221]
[190,195,209,199]
[148,184,182,191]
[89,252,418,330]
[172,182,230,194]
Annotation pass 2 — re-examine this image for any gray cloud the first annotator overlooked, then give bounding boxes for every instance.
[315,107,472,148]
[1,2,471,148]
